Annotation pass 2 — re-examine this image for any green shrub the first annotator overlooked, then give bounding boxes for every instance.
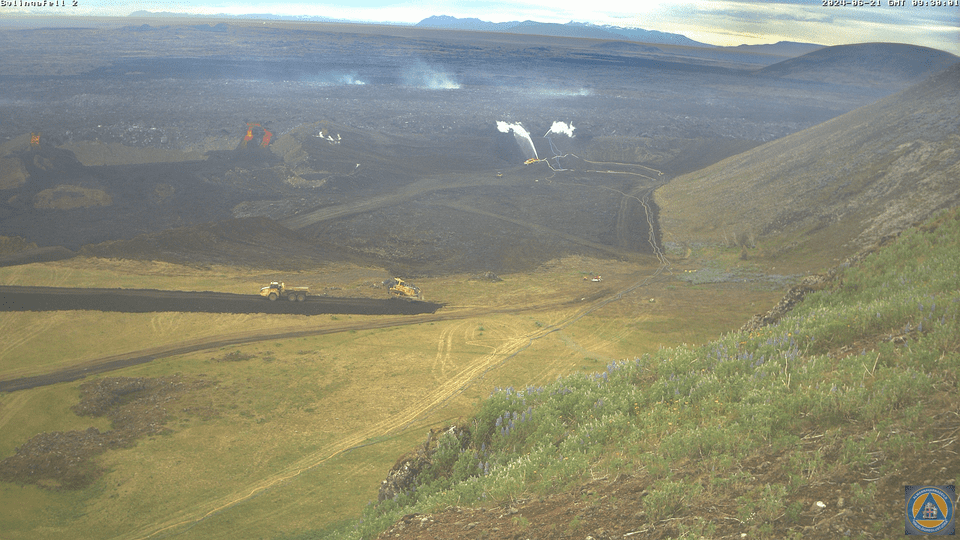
[643,479,699,522]
[325,208,960,540]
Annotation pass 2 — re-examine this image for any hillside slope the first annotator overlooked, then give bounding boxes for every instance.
[656,61,959,268]
[758,42,958,87]
[329,207,960,540]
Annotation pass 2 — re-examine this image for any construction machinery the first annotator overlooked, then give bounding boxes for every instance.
[385,277,421,299]
[259,281,308,301]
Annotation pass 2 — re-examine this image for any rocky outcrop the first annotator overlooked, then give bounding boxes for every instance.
[740,232,901,332]
[740,274,828,332]
[378,425,471,502]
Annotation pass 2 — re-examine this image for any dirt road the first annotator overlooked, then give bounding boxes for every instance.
[0,271,640,394]
[0,285,441,316]
[125,263,671,540]
[0,314,443,393]
[0,284,615,392]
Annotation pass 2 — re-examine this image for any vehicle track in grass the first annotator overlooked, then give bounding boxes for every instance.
[0,259,669,538]
[0,286,605,392]
[128,268,670,540]
[0,391,30,433]
[432,320,461,381]
[1,162,670,395]
[5,160,673,536]
[0,310,68,362]
[0,256,668,538]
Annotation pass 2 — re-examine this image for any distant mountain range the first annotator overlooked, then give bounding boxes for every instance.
[725,41,824,57]
[415,17,835,54]
[415,15,710,47]
[126,11,825,53]
[128,10,344,23]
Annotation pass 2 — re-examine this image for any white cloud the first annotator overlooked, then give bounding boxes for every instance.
[11,0,954,53]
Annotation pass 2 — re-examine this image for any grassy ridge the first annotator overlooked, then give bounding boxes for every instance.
[327,207,960,539]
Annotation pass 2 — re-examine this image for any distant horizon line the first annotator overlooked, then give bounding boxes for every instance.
[6,11,958,56]
[0,11,831,50]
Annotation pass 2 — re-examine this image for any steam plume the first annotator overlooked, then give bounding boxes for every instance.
[404,60,460,89]
[497,121,539,161]
[546,121,575,138]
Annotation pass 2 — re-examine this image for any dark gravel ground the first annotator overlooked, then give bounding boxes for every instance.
[0,21,910,277]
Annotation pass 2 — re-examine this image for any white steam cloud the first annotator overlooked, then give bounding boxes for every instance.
[546,121,576,138]
[403,60,461,90]
[307,72,366,86]
[532,88,593,97]
[337,74,366,85]
[497,121,539,161]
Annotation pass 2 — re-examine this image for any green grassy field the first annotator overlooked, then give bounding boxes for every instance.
[0,253,782,539]
[316,207,960,539]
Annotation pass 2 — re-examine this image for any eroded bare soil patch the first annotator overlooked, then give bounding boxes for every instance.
[0,375,212,490]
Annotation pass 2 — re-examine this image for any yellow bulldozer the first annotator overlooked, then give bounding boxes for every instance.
[385,277,421,299]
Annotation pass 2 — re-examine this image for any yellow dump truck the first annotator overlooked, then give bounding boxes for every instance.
[259,281,309,301]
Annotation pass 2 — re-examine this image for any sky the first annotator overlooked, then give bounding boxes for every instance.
[3,0,957,53]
